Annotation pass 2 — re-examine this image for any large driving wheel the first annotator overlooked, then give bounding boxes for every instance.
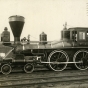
[73,50,88,70]
[24,63,34,73]
[48,50,69,71]
[1,64,12,75]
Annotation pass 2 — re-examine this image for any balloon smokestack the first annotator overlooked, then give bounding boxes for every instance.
[9,15,25,44]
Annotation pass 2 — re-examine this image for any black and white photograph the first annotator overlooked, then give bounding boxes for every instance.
[0,0,88,88]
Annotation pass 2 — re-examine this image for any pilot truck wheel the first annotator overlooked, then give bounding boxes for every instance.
[24,63,34,73]
[1,64,12,75]
[73,50,88,70]
[48,50,69,71]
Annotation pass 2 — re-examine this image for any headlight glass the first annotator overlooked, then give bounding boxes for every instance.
[0,53,5,57]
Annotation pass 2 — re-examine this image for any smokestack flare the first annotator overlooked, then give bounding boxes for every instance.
[9,15,25,44]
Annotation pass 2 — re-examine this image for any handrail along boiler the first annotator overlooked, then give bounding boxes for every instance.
[0,15,88,75]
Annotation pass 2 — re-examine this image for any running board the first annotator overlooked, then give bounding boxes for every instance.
[41,61,82,64]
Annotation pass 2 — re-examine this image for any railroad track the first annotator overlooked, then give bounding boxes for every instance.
[0,69,88,80]
[1,70,88,88]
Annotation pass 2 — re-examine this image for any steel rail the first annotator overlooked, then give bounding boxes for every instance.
[0,74,88,87]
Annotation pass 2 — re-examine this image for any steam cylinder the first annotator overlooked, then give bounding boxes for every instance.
[9,15,25,44]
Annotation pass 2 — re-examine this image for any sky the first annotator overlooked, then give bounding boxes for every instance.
[0,0,88,41]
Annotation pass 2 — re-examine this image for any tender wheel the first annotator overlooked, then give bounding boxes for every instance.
[24,63,34,73]
[73,50,88,70]
[1,64,12,75]
[48,50,69,71]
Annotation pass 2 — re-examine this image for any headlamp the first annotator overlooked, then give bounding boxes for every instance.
[0,53,5,58]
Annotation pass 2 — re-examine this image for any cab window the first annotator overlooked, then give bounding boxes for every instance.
[79,32,85,40]
[72,31,77,41]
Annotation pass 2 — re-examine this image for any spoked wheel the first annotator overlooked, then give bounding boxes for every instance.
[1,64,12,75]
[24,63,34,73]
[73,50,88,70]
[48,50,69,71]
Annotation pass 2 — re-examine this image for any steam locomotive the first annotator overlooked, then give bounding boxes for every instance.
[0,15,88,75]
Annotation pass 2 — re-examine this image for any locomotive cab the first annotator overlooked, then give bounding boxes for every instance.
[68,27,88,46]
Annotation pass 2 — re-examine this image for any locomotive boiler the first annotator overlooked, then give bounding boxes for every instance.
[0,15,88,75]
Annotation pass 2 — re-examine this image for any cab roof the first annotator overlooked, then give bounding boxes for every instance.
[68,27,88,31]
